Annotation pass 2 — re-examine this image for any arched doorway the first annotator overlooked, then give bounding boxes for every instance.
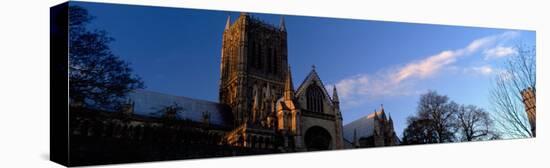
[304,126,332,151]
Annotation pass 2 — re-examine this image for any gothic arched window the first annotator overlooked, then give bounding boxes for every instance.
[307,84,324,113]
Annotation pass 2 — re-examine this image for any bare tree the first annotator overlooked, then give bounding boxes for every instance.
[456,105,498,141]
[69,5,144,109]
[490,44,535,138]
[403,91,502,144]
[402,117,439,145]
[415,90,458,143]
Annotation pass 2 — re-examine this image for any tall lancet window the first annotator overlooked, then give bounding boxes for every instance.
[307,84,324,113]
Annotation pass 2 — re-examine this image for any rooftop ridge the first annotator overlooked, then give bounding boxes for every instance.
[131,89,221,106]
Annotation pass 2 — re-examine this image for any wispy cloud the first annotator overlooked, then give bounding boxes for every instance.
[329,31,518,108]
[464,65,496,75]
[393,31,518,84]
[393,50,457,84]
[483,46,518,60]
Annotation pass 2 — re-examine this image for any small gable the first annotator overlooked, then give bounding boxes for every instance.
[295,68,333,104]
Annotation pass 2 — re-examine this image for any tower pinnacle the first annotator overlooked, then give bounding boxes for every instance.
[332,86,339,103]
[280,16,286,31]
[225,16,231,30]
[284,65,294,100]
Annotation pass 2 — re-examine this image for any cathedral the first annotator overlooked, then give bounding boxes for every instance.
[68,13,402,165]
[218,13,344,151]
[70,12,343,157]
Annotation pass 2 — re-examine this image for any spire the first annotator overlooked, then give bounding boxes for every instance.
[332,86,339,103]
[284,65,294,100]
[380,104,386,119]
[225,16,231,30]
[280,16,286,31]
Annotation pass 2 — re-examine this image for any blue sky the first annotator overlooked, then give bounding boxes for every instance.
[75,2,535,137]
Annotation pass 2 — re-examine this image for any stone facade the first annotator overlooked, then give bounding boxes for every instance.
[220,13,344,151]
[371,107,399,146]
[521,87,536,137]
[292,68,344,150]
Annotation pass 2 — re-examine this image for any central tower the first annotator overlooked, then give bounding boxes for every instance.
[219,13,289,127]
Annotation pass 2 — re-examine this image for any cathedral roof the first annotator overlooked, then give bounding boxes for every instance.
[127,89,233,127]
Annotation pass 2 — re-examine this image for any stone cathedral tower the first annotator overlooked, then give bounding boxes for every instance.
[219,13,289,127]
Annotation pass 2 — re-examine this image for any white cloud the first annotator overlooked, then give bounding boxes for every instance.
[483,46,518,60]
[393,50,457,84]
[466,31,518,54]
[465,65,495,75]
[334,74,369,98]
[475,66,494,75]
[392,31,517,84]
[330,31,518,108]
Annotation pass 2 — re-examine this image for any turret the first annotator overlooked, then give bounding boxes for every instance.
[121,98,134,116]
[280,16,286,32]
[283,66,294,100]
[379,104,386,120]
[225,16,231,30]
[332,86,339,104]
